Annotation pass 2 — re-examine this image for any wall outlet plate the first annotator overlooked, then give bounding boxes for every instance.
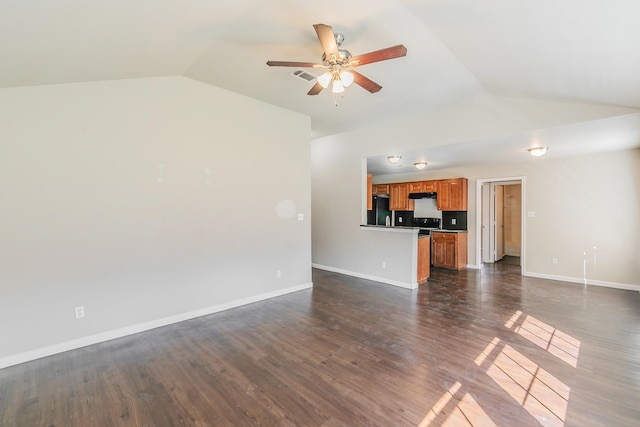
[74,306,85,319]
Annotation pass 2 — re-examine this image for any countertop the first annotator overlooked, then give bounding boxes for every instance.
[360,225,467,233]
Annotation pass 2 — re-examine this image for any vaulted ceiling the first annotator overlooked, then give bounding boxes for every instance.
[2,0,640,168]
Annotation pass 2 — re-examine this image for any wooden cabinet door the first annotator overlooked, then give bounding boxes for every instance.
[372,184,390,195]
[437,178,468,211]
[423,180,437,192]
[432,232,467,270]
[408,181,437,193]
[432,232,457,269]
[389,183,414,211]
[408,181,424,193]
[417,237,430,283]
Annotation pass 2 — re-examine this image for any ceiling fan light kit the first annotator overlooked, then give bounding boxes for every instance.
[267,24,407,98]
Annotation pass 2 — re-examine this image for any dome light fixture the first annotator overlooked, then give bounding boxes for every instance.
[387,155,402,164]
[414,161,428,170]
[528,147,549,157]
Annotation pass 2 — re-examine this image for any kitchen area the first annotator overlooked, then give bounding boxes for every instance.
[361,177,468,285]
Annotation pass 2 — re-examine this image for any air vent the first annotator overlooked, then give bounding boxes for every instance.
[291,69,317,83]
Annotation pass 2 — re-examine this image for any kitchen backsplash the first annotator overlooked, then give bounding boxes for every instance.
[394,211,414,226]
[442,211,467,230]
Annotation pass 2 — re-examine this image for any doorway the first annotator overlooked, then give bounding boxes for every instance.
[476,177,525,273]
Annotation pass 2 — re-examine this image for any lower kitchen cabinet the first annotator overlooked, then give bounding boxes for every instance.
[417,236,430,283]
[431,232,467,270]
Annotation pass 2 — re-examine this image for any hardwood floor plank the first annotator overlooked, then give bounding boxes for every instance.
[2,265,639,426]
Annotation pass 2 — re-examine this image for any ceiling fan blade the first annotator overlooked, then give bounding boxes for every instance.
[350,45,407,67]
[313,24,340,61]
[352,71,382,93]
[266,60,318,67]
[307,82,324,96]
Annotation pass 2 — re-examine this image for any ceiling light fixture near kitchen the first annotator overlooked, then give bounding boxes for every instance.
[528,147,549,157]
[387,155,402,164]
[414,161,428,170]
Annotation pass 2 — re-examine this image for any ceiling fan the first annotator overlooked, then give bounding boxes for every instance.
[266,24,407,96]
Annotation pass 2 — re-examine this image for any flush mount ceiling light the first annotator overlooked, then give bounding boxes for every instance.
[528,147,549,157]
[387,155,402,164]
[413,161,428,170]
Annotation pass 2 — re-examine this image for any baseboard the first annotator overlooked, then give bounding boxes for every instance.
[0,282,313,370]
[467,264,481,270]
[523,271,640,292]
[312,263,417,290]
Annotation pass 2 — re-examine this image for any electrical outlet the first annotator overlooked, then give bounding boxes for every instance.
[452,218,457,225]
[297,213,304,221]
[74,306,85,319]
[381,261,386,269]
[276,270,282,279]
[552,257,558,265]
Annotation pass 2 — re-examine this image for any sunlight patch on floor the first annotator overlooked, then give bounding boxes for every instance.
[419,381,497,427]
[512,314,581,367]
[486,344,569,427]
[421,311,580,426]
[441,393,497,427]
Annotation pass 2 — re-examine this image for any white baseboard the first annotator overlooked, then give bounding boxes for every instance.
[0,282,313,370]
[312,263,417,290]
[523,271,640,292]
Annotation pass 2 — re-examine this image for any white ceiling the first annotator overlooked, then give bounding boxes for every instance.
[2,0,640,171]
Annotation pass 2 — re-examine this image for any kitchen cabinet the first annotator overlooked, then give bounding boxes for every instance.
[367,174,373,210]
[417,236,430,283]
[389,183,414,211]
[372,184,390,195]
[437,178,468,211]
[408,180,437,193]
[431,232,467,270]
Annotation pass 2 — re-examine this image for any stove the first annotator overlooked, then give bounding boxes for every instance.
[413,217,441,235]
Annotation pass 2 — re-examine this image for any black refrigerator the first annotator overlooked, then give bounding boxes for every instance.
[367,196,391,225]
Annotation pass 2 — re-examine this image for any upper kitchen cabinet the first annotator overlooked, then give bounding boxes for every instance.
[408,180,437,193]
[389,183,414,211]
[437,178,468,211]
[372,184,390,195]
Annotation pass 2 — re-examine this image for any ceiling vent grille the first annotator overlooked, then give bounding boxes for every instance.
[291,69,317,83]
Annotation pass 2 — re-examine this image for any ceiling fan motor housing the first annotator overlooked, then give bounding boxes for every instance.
[322,48,352,66]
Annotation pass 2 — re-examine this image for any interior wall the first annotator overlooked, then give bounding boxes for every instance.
[312,108,640,288]
[0,76,312,364]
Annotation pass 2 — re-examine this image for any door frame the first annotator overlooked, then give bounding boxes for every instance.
[475,176,526,272]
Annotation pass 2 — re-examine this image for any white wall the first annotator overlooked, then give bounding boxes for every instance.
[311,99,640,290]
[0,76,312,366]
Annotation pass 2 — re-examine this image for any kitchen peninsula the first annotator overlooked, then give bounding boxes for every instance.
[361,177,469,288]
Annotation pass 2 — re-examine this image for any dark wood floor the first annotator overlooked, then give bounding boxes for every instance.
[2,265,639,426]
